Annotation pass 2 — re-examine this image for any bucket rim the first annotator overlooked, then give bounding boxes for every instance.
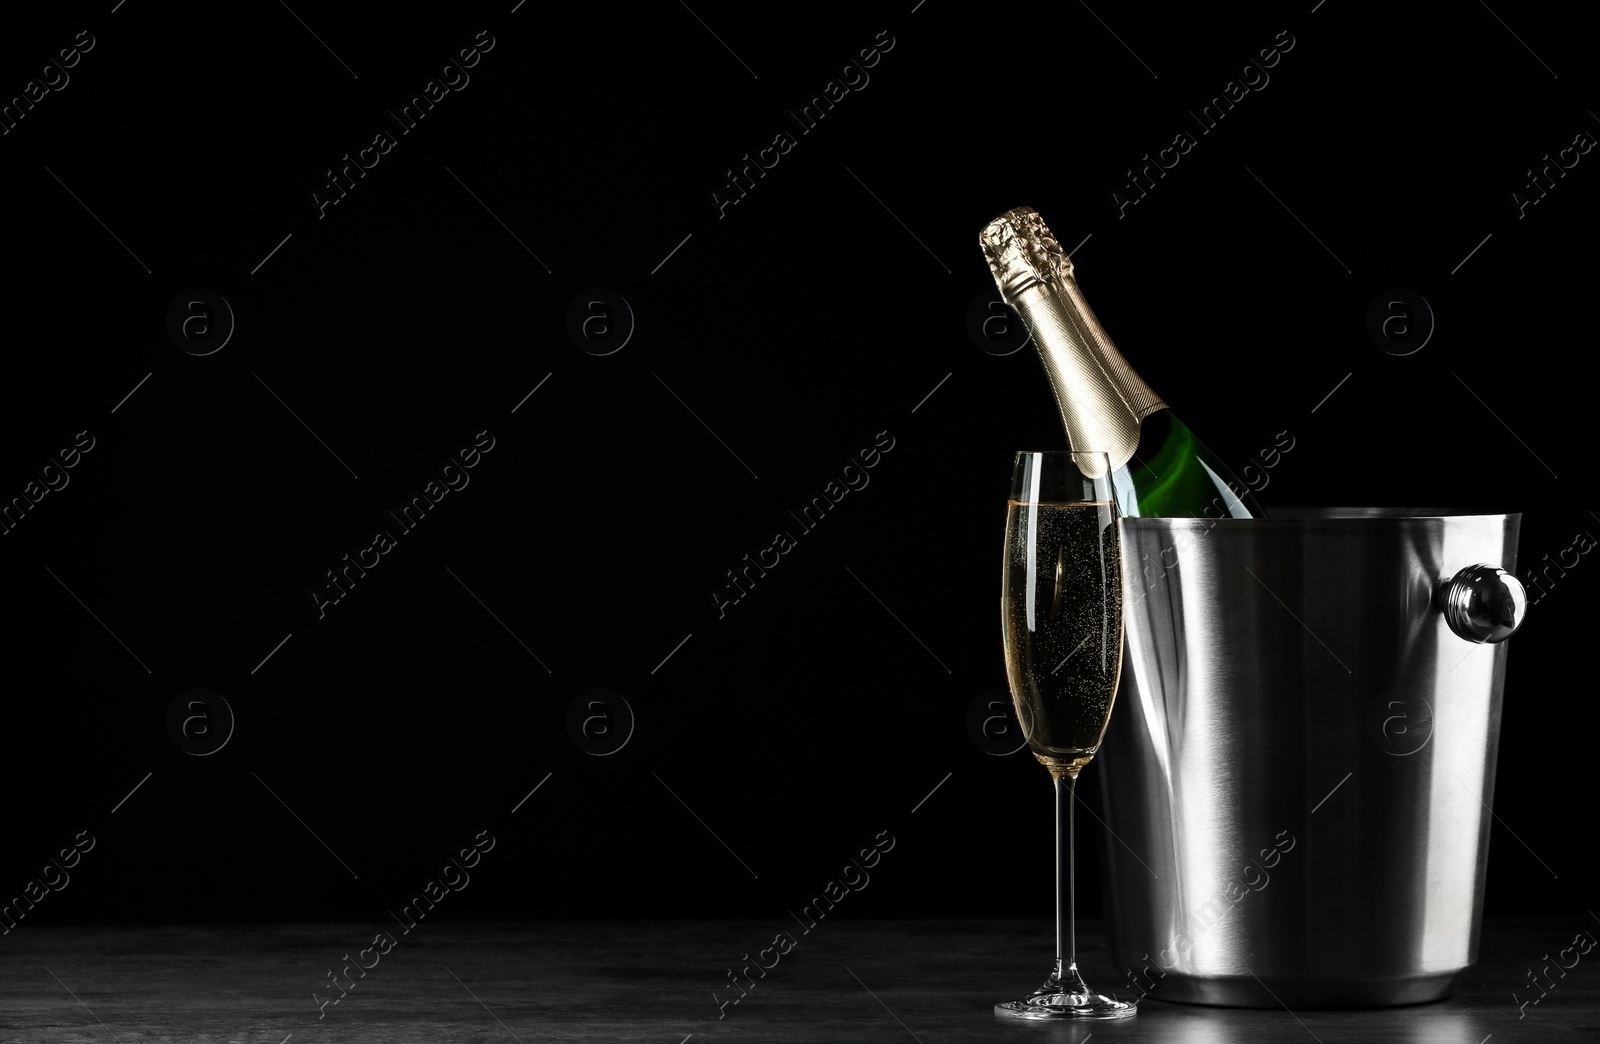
[1122,507,1522,525]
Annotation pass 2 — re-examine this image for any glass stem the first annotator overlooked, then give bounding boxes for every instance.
[1056,769,1079,984]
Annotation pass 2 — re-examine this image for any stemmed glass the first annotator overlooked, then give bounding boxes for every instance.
[995,450,1135,1021]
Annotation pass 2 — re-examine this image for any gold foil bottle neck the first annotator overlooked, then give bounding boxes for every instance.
[978,207,1167,478]
[979,206,1074,304]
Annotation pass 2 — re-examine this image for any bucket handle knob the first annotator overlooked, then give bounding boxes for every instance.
[1438,564,1526,644]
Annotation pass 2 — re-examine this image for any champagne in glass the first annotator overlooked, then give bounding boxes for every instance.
[1002,497,1123,778]
[995,450,1134,1021]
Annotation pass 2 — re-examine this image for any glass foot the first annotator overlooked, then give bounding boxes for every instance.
[995,966,1136,1021]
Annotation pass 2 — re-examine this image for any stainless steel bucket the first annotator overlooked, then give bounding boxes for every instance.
[1100,508,1526,1008]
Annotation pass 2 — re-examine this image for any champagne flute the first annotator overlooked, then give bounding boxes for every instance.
[995,450,1135,1021]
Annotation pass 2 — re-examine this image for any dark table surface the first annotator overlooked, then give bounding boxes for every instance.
[2,918,1593,1042]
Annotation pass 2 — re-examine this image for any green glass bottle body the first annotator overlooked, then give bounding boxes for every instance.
[1113,409,1260,519]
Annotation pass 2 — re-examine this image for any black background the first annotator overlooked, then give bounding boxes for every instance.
[2,0,1595,931]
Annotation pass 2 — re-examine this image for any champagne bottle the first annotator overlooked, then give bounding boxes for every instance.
[979,206,1263,519]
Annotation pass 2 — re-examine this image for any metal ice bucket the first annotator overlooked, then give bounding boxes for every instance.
[1100,508,1526,1007]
